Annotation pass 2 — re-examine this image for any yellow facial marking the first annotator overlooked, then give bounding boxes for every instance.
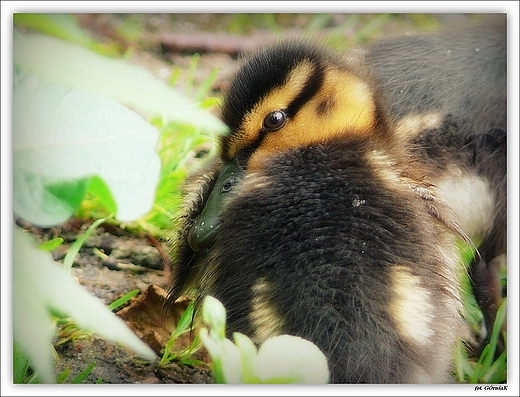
[388,266,435,346]
[226,62,377,170]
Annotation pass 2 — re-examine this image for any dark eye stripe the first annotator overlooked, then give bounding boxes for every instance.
[286,64,325,119]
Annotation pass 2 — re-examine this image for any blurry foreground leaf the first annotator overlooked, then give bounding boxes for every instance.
[13,14,118,57]
[13,73,161,226]
[200,296,329,384]
[13,228,156,383]
[14,30,227,134]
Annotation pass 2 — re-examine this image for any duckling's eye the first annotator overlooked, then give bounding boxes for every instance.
[263,110,286,131]
[222,177,239,193]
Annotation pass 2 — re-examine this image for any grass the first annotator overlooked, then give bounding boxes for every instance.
[14,332,101,384]
[454,243,507,383]
[137,62,219,237]
[159,300,205,367]
[454,298,507,383]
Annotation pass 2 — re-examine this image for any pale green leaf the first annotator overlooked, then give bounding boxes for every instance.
[233,332,259,383]
[200,295,330,384]
[202,295,227,339]
[13,30,227,134]
[255,335,330,383]
[199,328,242,384]
[13,228,157,383]
[13,73,161,226]
[14,169,91,227]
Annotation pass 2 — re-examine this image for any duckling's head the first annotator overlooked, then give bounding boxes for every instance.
[188,40,390,251]
[220,40,389,170]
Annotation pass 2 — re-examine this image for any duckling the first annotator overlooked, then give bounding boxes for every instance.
[367,17,507,355]
[167,17,506,384]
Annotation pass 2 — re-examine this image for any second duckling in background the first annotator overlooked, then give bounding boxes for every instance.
[167,15,506,383]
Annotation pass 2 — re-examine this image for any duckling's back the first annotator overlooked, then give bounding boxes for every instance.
[368,17,506,133]
[368,15,507,355]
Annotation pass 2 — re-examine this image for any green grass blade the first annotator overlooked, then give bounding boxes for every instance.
[108,289,140,311]
[38,238,64,252]
[453,340,472,382]
[56,367,70,384]
[193,68,219,103]
[13,342,31,384]
[172,300,195,338]
[185,53,200,98]
[472,344,490,383]
[482,299,507,370]
[483,350,507,383]
[71,361,97,383]
[62,215,112,271]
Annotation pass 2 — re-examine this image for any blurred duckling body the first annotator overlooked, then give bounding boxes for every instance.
[369,17,506,352]
[168,18,506,383]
